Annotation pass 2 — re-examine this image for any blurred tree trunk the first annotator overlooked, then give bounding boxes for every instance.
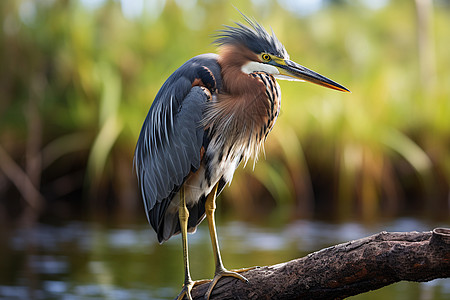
[22,77,46,226]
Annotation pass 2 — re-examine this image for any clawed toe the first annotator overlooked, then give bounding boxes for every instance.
[176,279,210,300]
[204,268,250,300]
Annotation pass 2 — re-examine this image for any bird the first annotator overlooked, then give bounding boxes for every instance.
[134,14,350,300]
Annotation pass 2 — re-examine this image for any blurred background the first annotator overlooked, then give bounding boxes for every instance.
[0,0,449,299]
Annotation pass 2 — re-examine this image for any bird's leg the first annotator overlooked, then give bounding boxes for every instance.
[203,183,249,300]
[176,186,210,300]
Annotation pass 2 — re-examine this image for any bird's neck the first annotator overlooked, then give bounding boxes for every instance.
[202,46,281,163]
[217,45,261,96]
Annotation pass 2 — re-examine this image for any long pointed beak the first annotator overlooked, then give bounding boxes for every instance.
[275,59,350,93]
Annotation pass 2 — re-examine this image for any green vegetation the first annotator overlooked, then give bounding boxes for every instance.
[0,0,449,222]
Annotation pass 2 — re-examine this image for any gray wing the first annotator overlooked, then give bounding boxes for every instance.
[134,54,222,238]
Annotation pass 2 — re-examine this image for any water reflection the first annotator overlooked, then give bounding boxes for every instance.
[0,218,448,299]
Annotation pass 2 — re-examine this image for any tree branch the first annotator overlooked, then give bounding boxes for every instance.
[0,145,44,211]
[191,228,450,299]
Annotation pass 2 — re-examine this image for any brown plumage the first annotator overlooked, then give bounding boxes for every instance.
[203,44,280,164]
[134,14,349,300]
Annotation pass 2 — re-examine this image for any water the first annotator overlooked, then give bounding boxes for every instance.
[0,218,449,299]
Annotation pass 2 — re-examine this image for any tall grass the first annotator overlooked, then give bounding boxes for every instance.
[0,0,448,222]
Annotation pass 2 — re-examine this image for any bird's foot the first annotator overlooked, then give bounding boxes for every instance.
[176,279,210,300]
[204,267,256,300]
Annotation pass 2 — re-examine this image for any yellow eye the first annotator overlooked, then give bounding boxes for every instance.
[262,53,271,61]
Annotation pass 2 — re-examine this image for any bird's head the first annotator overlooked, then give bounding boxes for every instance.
[215,14,350,92]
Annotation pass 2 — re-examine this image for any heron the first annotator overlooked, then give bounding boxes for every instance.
[134,14,349,300]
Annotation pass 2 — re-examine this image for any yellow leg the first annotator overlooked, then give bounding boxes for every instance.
[176,186,209,300]
[176,185,194,300]
[204,183,250,300]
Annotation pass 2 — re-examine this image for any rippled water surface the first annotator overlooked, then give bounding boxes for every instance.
[0,218,449,299]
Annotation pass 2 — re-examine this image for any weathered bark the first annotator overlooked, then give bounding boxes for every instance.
[190,228,450,300]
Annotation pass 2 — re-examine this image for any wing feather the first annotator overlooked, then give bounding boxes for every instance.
[134,54,222,235]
